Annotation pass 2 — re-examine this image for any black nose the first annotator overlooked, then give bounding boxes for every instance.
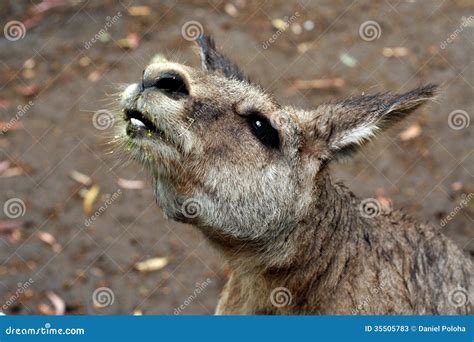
[141,72,189,97]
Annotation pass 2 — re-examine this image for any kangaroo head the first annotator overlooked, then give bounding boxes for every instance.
[115,35,437,251]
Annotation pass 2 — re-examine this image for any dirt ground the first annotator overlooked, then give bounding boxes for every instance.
[0,0,472,315]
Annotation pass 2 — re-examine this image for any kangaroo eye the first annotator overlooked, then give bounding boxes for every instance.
[252,118,264,130]
[247,114,280,149]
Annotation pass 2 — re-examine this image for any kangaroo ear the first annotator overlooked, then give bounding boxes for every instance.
[196,35,247,82]
[310,84,438,159]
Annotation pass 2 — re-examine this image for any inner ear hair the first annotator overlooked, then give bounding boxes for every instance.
[323,84,439,158]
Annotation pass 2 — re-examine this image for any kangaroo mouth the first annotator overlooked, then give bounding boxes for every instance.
[124,109,165,139]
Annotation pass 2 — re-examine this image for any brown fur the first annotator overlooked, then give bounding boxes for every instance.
[112,35,472,315]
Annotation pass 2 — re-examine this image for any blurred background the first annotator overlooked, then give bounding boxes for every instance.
[0,0,472,315]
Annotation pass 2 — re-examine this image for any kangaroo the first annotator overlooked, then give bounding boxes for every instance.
[113,35,472,315]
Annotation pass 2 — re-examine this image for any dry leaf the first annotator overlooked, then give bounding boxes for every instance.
[297,42,316,54]
[36,231,61,253]
[37,303,54,315]
[134,257,168,273]
[272,18,289,31]
[46,291,66,315]
[69,170,92,186]
[116,33,140,50]
[451,182,463,192]
[0,221,22,244]
[117,178,144,190]
[15,84,40,97]
[0,99,11,110]
[224,3,238,17]
[128,6,151,16]
[0,160,11,174]
[339,53,357,67]
[8,229,22,244]
[90,267,104,277]
[382,47,409,58]
[34,0,66,14]
[375,188,392,211]
[0,161,31,177]
[1,167,25,177]
[294,78,345,90]
[87,70,102,82]
[0,221,22,233]
[399,123,422,141]
[0,121,23,132]
[83,185,100,215]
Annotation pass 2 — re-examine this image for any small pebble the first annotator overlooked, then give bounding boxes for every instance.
[303,20,315,31]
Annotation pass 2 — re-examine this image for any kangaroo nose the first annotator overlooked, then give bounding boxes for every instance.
[141,69,189,97]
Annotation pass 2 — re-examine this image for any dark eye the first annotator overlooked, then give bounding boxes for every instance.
[247,114,280,149]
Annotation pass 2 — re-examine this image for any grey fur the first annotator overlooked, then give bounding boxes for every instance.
[113,36,472,315]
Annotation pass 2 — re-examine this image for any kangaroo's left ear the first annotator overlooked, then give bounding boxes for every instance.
[196,35,248,82]
[308,84,438,159]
